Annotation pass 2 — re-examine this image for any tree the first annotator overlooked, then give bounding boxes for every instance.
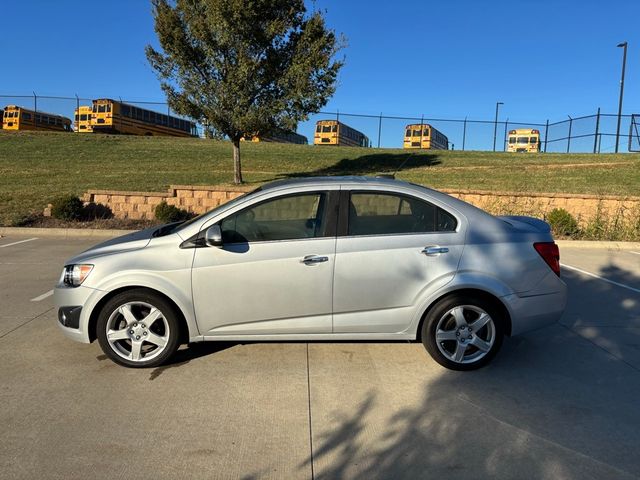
[146,0,344,184]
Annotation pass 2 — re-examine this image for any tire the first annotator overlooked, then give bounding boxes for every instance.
[96,289,181,368]
[422,294,504,371]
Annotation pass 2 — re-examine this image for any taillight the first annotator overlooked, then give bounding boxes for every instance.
[534,242,560,276]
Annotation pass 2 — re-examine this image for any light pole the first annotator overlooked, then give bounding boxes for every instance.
[615,42,627,154]
[493,102,503,152]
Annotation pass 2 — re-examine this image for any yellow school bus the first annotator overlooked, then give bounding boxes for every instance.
[90,98,196,137]
[74,106,93,133]
[2,105,72,132]
[314,120,369,147]
[245,130,308,144]
[507,129,541,152]
[403,124,448,149]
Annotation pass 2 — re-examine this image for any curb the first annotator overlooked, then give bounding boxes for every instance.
[556,240,640,250]
[0,227,133,238]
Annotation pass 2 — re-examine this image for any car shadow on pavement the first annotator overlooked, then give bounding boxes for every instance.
[148,341,237,381]
[283,262,640,479]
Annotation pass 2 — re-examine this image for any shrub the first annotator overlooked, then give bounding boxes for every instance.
[546,208,579,237]
[82,202,113,220]
[155,201,192,223]
[50,195,84,221]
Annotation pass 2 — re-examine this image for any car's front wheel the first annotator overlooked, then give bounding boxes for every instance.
[96,289,181,368]
[422,294,504,371]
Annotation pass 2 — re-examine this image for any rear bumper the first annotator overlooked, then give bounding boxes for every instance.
[503,281,568,336]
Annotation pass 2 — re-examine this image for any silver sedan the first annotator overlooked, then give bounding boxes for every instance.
[54,176,567,370]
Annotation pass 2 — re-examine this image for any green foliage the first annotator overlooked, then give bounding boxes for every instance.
[146,0,344,183]
[546,208,579,237]
[50,195,84,221]
[155,201,192,223]
[49,196,114,222]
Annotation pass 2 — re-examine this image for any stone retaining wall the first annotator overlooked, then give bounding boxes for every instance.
[67,184,639,224]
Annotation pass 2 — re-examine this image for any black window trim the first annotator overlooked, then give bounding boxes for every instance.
[337,190,459,238]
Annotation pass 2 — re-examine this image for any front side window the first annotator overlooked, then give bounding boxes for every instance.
[405,129,411,138]
[221,193,326,243]
[508,136,516,144]
[530,137,538,144]
[348,192,457,236]
[316,125,322,133]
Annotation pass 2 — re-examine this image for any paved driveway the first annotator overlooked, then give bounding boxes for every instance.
[0,235,639,479]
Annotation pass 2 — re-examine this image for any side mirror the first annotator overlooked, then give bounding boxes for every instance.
[205,225,223,247]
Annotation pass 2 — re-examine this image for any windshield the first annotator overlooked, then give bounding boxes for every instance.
[164,188,261,235]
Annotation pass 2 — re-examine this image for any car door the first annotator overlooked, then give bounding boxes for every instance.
[192,189,338,336]
[333,189,465,333]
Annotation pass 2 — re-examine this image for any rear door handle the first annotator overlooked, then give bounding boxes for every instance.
[422,246,449,256]
[301,255,329,264]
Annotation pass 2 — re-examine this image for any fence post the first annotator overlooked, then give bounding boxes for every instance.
[33,91,37,127]
[593,107,600,154]
[566,115,573,153]
[336,109,339,122]
[462,117,467,151]
[420,114,424,150]
[119,96,123,131]
[544,119,549,152]
[598,133,602,154]
[377,112,382,148]
[75,94,79,133]
[503,118,509,152]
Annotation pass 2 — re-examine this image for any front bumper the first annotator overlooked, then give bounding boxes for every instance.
[53,285,104,343]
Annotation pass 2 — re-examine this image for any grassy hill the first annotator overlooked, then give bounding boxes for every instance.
[0,130,638,225]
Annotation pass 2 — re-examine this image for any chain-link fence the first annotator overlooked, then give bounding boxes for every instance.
[1,93,637,153]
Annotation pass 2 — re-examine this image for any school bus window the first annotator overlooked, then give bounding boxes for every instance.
[530,137,537,143]
[316,125,321,133]
[509,137,516,144]
[423,129,429,137]
[517,137,528,144]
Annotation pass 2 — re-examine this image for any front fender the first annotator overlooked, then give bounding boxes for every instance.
[89,271,200,340]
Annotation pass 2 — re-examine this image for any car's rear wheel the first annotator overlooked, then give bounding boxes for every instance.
[422,294,504,371]
[96,290,181,368]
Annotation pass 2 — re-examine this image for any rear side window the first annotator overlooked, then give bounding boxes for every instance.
[348,192,457,236]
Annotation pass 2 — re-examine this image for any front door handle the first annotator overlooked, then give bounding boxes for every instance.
[301,255,329,265]
[422,246,449,256]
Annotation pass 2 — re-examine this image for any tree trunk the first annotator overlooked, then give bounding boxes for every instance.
[232,138,243,184]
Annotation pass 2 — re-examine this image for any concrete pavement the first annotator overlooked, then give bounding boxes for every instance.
[0,235,639,479]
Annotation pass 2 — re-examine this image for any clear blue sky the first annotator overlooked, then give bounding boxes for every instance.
[2,0,639,150]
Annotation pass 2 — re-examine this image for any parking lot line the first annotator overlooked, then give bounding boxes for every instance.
[30,290,54,302]
[0,237,38,248]
[561,263,640,294]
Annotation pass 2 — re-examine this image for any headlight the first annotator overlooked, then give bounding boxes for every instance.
[62,264,94,287]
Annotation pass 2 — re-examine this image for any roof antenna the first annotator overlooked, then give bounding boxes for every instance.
[376,152,416,180]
